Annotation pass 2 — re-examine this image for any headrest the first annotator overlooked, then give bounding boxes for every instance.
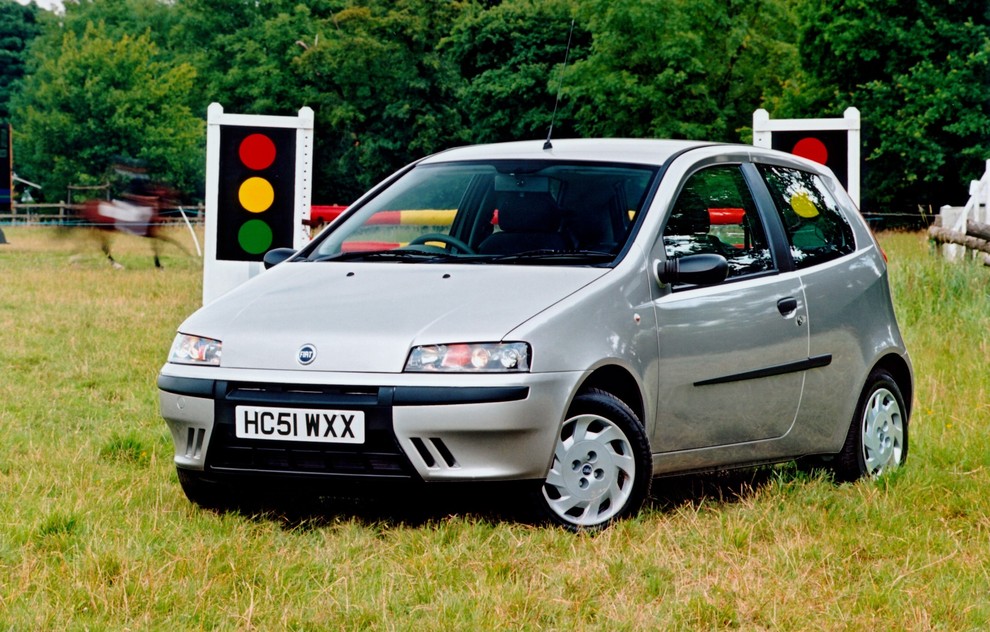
[666,190,710,235]
[560,181,619,244]
[496,192,562,233]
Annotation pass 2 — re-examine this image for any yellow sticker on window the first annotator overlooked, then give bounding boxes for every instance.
[791,192,819,219]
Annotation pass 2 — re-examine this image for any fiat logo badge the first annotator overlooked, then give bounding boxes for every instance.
[297,344,317,365]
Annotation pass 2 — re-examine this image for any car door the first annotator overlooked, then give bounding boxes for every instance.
[651,162,812,452]
[755,163,871,438]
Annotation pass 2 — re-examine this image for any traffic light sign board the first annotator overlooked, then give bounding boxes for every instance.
[216,126,297,261]
[203,104,314,305]
[770,130,849,191]
[752,108,861,207]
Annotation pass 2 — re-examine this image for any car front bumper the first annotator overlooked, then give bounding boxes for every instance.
[158,366,581,483]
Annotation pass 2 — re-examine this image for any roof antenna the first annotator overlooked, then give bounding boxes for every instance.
[544,18,576,151]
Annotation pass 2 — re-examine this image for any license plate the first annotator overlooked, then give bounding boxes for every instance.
[235,405,365,444]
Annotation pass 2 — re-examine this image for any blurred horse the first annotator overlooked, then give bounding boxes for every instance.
[76,183,188,269]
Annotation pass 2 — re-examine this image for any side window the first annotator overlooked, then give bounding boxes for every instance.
[663,165,774,280]
[757,165,855,269]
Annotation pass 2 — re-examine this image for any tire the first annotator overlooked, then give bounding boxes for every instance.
[833,369,908,482]
[535,389,652,530]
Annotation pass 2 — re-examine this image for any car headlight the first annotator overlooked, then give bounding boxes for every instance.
[405,342,530,373]
[168,333,222,366]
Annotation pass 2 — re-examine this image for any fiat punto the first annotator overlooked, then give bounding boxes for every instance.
[158,139,912,530]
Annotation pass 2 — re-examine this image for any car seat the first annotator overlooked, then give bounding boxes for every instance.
[478,191,571,255]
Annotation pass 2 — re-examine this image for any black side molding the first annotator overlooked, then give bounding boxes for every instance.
[694,354,832,387]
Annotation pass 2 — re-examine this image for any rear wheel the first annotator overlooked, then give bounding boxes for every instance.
[536,389,652,530]
[833,369,908,482]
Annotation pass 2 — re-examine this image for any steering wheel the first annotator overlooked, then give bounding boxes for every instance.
[407,233,476,255]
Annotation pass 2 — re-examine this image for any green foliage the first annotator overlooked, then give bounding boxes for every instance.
[790,0,990,211]
[170,0,309,115]
[0,0,42,121]
[55,0,180,48]
[295,1,468,202]
[10,20,203,199]
[163,0,475,202]
[202,6,314,115]
[441,0,587,143]
[566,0,798,142]
[4,0,987,213]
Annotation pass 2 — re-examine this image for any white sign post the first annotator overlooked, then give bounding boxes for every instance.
[753,107,861,208]
[203,103,314,305]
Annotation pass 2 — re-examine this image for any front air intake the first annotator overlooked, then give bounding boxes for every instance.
[409,437,459,470]
[185,427,206,459]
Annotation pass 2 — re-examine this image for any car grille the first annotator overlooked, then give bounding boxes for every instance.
[207,381,415,479]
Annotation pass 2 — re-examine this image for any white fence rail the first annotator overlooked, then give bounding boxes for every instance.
[934,160,990,263]
[950,159,990,231]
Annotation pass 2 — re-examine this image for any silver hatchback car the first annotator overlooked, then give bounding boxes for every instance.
[159,139,912,530]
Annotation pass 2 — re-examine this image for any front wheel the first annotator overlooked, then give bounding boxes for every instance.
[536,389,652,530]
[833,369,908,482]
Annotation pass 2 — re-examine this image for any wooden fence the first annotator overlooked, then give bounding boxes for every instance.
[0,203,204,225]
[929,160,990,264]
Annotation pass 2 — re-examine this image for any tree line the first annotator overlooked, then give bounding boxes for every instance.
[1,0,988,215]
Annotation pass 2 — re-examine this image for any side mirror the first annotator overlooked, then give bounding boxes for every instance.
[263,247,297,269]
[657,253,728,286]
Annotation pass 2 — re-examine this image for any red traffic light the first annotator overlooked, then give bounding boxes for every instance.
[238,133,276,170]
[790,137,829,165]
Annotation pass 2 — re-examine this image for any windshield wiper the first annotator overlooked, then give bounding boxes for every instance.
[313,249,460,263]
[483,249,616,264]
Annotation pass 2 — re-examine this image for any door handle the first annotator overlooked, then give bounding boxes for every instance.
[777,297,798,315]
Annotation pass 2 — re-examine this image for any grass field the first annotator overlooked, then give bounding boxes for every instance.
[1,226,988,629]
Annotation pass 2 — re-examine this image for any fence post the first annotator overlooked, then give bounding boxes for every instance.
[937,159,990,262]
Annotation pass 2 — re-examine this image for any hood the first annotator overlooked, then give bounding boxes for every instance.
[179,262,608,372]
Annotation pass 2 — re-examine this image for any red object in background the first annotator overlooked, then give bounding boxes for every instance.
[340,240,400,252]
[708,207,746,225]
[308,204,348,226]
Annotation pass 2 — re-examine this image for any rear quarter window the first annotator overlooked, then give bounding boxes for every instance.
[757,165,855,269]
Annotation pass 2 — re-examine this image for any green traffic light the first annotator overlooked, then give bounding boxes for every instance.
[238,218,274,254]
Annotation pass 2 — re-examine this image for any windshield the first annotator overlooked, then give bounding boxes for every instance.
[309,160,658,265]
